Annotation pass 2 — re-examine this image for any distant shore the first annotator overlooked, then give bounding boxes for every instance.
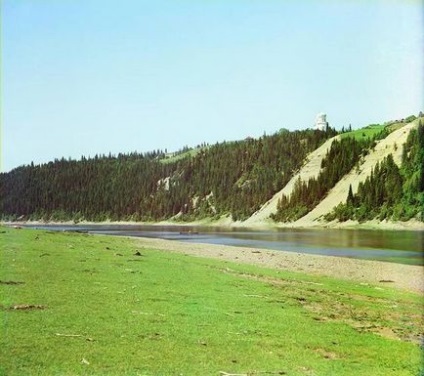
[4,217,424,231]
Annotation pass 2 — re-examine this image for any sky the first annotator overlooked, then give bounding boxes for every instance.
[2,0,423,172]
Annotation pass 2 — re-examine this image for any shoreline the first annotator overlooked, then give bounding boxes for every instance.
[3,222,422,293]
[133,236,424,295]
[3,217,424,232]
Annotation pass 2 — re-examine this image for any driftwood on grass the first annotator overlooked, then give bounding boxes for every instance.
[55,333,83,337]
[10,304,45,310]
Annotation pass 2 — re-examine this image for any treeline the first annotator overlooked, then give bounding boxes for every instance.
[271,136,373,222]
[0,128,335,222]
[326,121,424,222]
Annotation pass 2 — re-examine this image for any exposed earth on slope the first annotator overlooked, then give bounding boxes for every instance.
[293,120,420,227]
[239,118,423,229]
[243,136,339,226]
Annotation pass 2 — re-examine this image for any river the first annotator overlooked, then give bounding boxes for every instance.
[24,224,423,265]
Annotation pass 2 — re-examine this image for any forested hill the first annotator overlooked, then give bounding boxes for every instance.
[1,116,423,225]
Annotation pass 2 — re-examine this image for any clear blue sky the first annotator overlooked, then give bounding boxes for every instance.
[2,0,423,172]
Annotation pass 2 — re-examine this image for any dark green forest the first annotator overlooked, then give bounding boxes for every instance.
[1,128,334,222]
[1,119,422,224]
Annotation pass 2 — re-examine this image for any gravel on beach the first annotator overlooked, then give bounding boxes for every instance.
[135,237,424,294]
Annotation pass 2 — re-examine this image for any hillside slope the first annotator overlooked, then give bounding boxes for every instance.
[291,119,419,226]
[1,115,421,228]
[0,128,333,222]
[242,118,420,227]
[242,136,339,226]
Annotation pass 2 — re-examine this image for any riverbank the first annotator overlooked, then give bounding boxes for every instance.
[1,227,423,375]
[155,216,424,231]
[3,216,424,231]
[134,236,424,295]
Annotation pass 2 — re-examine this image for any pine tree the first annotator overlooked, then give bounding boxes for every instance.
[347,184,354,205]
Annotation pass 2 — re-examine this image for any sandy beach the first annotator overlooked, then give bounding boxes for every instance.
[135,236,424,294]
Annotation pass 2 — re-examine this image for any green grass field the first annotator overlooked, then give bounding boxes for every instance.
[159,147,204,164]
[1,227,422,375]
[340,121,407,141]
[340,124,386,141]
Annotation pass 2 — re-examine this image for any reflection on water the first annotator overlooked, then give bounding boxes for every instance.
[25,224,424,265]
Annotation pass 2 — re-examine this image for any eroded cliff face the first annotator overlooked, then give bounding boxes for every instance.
[242,118,423,229]
[243,136,339,226]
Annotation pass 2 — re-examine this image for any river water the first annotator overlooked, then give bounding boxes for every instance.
[25,224,424,265]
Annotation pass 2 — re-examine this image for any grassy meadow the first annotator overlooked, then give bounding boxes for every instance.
[340,124,386,141]
[340,121,406,141]
[0,227,423,375]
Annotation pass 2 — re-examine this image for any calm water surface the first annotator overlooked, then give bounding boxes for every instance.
[25,224,424,265]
